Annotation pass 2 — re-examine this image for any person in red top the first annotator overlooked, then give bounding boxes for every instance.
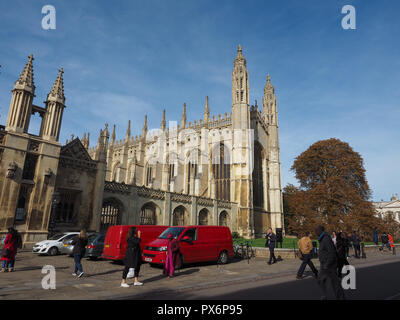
[1,228,20,272]
[388,233,395,251]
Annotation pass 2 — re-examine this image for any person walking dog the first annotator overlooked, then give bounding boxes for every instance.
[265,228,277,265]
[121,227,143,287]
[71,230,88,278]
[296,231,318,279]
[315,225,345,300]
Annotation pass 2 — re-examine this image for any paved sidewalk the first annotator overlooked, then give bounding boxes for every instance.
[0,249,398,299]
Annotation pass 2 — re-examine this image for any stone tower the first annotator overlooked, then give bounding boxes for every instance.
[41,68,65,141]
[5,54,35,133]
[231,45,254,237]
[263,75,283,232]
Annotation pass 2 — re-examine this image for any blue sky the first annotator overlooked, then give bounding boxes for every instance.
[0,0,399,201]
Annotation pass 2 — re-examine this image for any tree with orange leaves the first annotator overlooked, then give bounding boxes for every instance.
[285,138,380,240]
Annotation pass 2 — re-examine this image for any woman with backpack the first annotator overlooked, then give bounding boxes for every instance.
[121,227,143,287]
[71,230,88,278]
[1,228,21,272]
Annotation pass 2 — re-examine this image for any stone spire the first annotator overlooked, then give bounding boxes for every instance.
[181,103,187,129]
[231,44,250,129]
[47,68,65,104]
[142,115,148,137]
[234,44,246,66]
[41,68,66,141]
[161,109,166,132]
[110,124,116,145]
[6,54,36,133]
[204,96,210,123]
[14,54,35,94]
[262,74,277,125]
[125,120,131,142]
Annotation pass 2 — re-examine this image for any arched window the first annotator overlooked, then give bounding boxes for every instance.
[172,206,188,226]
[145,164,153,186]
[219,211,229,226]
[140,203,157,225]
[198,209,209,225]
[212,143,231,201]
[101,199,122,232]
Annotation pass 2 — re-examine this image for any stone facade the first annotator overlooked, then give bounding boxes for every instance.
[89,45,284,238]
[0,55,107,247]
[0,46,284,246]
[374,194,400,222]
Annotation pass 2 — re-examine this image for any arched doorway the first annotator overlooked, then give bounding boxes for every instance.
[101,198,122,233]
[198,208,209,225]
[140,202,159,225]
[219,211,229,227]
[172,205,189,226]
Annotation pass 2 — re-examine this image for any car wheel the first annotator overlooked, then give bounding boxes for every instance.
[48,247,58,256]
[218,251,229,264]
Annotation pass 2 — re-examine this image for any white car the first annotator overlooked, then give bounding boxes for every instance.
[32,232,79,256]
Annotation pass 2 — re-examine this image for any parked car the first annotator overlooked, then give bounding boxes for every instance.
[32,232,79,256]
[101,225,169,261]
[142,226,234,266]
[85,233,106,260]
[60,233,96,256]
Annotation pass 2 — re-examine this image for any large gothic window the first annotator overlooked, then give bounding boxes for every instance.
[212,143,231,201]
[253,143,264,208]
[187,162,197,194]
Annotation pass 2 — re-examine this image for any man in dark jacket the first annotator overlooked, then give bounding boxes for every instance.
[351,231,361,258]
[265,228,277,265]
[379,233,390,251]
[315,225,345,300]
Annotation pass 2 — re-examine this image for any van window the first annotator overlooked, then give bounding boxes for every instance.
[182,228,197,241]
[159,227,185,239]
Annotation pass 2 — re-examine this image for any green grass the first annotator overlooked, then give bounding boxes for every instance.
[232,237,386,249]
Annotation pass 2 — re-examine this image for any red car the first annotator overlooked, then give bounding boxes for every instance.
[142,226,234,266]
[101,225,169,261]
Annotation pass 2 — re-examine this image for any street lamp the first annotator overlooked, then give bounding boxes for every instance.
[48,189,61,238]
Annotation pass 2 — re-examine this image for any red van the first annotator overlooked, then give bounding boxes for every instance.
[142,226,234,265]
[101,225,169,261]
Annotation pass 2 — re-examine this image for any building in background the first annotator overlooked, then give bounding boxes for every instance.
[374,194,400,222]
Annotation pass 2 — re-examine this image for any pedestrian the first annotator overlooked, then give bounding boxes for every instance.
[388,233,395,251]
[296,231,318,279]
[163,233,181,278]
[373,228,378,245]
[379,232,390,251]
[71,230,88,278]
[331,231,337,247]
[351,231,361,258]
[265,228,277,265]
[1,228,21,272]
[121,227,143,287]
[315,225,345,300]
[342,232,350,258]
[336,232,350,277]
